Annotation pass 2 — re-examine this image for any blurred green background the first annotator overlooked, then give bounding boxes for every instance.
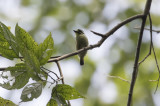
[0,0,160,106]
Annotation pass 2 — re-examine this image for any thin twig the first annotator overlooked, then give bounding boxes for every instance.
[127,0,152,106]
[56,77,63,82]
[55,61,71,106]
[138,46,151,65]
[138,16,153,65]
[50,56,61,58]
[134,27,160,33]
[90,30,105,37]
[41,79,55,85]
[144,13,160,94]
[55,61,64,84]
[107,75,130,84]
[149,79,158,82]
[40,68,56,83]
[148,13,160,93]
[152,42,160,93]
[138,24,153,65]
[41,66,60,79]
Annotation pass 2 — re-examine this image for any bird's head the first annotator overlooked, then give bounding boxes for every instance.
[73,29,84,35]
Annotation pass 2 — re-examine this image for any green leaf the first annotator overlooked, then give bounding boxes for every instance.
[52,93,67,106]
[15,24,41,80]
[15,24,38,54]
[7,63,26,76]
[47,98,58,106]
[52,84,85,101]
[11,71,29,89]
[23,49,41,80]
[0,31,7,42]
[0,63,30,90]
[0,82,12,90]
[50,84,84,105]
[0,47,18,60]
[0,96,17,106]
[21,82,43,102]
[0,22,19,56]
[36,33,54,65]
[0,22,19,59]
[0,40,9,47]
[7,63,30,89]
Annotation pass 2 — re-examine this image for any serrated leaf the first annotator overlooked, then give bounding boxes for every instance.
[21,82,43,102]
[6,63,30,89]
[11,71,29,89]
[0,47,18,60]
[47,98,58,106]
[0,33,17,60]
[36,33,54,65]
[0,31,7,42]
[15,24,38,54]
[52,84,85,101]
[15,24,41,80]
[0,22,19,59]
[0,22,19,56]
[0,96,17,106]
[0,63,30,90]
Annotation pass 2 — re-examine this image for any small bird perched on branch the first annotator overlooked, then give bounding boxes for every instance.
[73,29,89,65]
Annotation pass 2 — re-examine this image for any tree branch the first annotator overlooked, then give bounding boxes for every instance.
[127,0,152,106]
[41,66,60,79]
[0,13,144,106]
[90,30,105,37]
[138,13,153,65]
[56,61,64,84]
[48,14,143,63]
[0,14,144,73]
[0,68,6,71]
[55,61,71,106]
[150,12,160,94]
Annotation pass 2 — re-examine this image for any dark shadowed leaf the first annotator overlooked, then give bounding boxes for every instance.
[21,82,43,102]
[6,63,30,89]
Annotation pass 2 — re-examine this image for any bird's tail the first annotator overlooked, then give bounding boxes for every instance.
[80,58,84,65]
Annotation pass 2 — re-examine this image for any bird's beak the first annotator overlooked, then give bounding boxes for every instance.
[73,30,78,33]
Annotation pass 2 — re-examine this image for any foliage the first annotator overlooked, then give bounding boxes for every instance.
[0,0,160,106]
[47,84,85,106]
[21,82,43,102]
[0,96,17,106]
[0,22,84,105]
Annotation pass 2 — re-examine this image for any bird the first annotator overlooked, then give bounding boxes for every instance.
[73,29,89,65]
